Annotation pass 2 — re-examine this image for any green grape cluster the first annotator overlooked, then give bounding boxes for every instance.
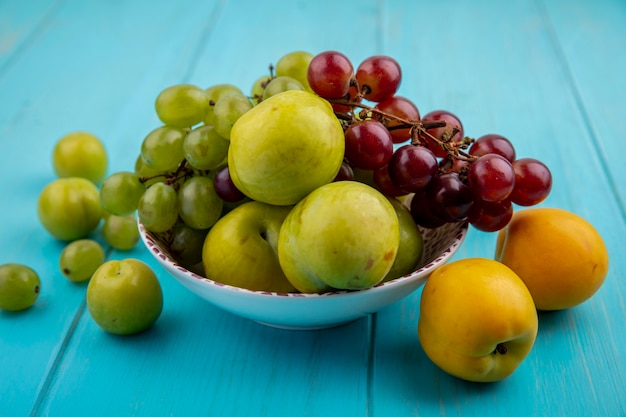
[97,51,314,272]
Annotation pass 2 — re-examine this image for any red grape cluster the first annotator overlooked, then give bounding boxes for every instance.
[306,51,552,232]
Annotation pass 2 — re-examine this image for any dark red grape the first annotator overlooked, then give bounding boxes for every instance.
[426,172,474,222]
[213,166,245,202]
[333,162,355,182]
[467,154,515,202]
[355,55,402,102]
[375,96,420,144]
[410,191,447,229]
[468,198,513,232]
[419,110,464,158]
[388,145,438,193]
[344,120,394,170]
[510,158,552,206]
[469,134,516,163]
[307,51,354,99]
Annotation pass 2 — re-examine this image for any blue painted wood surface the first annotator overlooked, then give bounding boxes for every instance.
[0,0,624,416]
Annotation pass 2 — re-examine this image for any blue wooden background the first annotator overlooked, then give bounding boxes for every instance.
[1,0,624,416]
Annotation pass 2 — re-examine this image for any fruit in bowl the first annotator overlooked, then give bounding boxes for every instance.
[140,218,467,329]
[98,49,553,328]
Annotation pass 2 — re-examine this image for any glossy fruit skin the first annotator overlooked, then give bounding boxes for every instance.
[202,201,296,293]
[278,181,399,293]
[495,207,609,310]
[228,90,345,206]
[87,259,163,335]
[0,264,41,311]
[418,258,538,382]
[53,132,108,184]
[37,177,103,241]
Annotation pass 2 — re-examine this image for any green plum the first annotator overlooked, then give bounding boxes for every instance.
[382,198,424,282]
[87,259,163,335]
[37,177,103,241]
[202,201,296,293]
[52,131,108,184]
[278,181,400,293]
[228,90,345,206]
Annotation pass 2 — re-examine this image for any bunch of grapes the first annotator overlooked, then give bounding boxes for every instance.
[306,51,552,232]
[100,49,552,272]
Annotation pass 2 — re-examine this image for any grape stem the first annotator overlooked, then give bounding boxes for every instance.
[326,98,477,163]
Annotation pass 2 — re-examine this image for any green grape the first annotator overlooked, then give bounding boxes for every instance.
[59,239,105,283]
[183,125,230,170]
[135,155,166,187]
[0,263,40,311]
[53,131,108,184]
[204,83,244,125]
[251,75,273,104]
[275,51,314,91]
[212,93,254,140]
[102,214,140,250]
[155,84,210,128]
[100,171,146,216]
[261,76,304,101]
[178,176,223,230]
[168,221,208,269]
[140,126,186,172]
[138,182,179,233]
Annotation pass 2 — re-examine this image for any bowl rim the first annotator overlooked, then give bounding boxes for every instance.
[138,219,469,299]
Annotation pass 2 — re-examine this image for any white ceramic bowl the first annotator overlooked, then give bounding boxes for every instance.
[139,220,468,330]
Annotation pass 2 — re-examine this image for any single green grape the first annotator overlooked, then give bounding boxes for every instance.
[275,50,314,91]
[155,84,210,128]
[100,171,146,216]
[138,182,179,233]
[183,125,230,170]
[53,132,108,184]
[250,75,273,104]
[168,221,208,269]
[59,239,105,283]
[140,126,186,172]
[212,93,254,140]
[203,84,244,126]
[261,76,304,101]
[178,176,223,230]
[37,177,103,241]
[0,264,41,311]
[102,214,139,250]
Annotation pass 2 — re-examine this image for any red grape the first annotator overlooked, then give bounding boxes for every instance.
[344,120,394,170]
[355,55,402,102]
[333,162,355,182]
[213,166,245,202]
[510,158,552,206]
[331,84,360,113]
[468,198,513,232]
[419,110,464,158]
[426,172,474,222]
[375,96,420,144]
[467,154,515,202]
[372,164,407,197]
[469,134,516,163]
[388,145,438,193]
[410,191,446,229]
[307,51,354,99]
